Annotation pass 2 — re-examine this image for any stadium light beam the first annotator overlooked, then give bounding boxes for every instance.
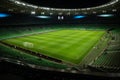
[98,14,114,17]
[0,13,9,18]
[74,15,86,19]
[36,16,51,19]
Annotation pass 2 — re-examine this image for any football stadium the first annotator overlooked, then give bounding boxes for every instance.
[0,0,120,80]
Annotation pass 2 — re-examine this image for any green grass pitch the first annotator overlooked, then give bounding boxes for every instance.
[2,29,105,64]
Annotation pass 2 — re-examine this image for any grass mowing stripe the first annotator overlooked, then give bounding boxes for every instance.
[2,30,105,64]
[57,31,105,63]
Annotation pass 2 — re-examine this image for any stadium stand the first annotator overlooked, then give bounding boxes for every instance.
[0,43,72,71]
[0,26,61,40]
[89,31,120,72]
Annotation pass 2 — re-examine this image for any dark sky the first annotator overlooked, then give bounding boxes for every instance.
[22,0,111,9]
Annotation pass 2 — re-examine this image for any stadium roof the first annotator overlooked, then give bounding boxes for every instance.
[0,0,120,15]
[21,0,112,9]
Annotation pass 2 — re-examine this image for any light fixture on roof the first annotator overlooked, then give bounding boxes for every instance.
[98,14,114,17]
[66,12,71,15]
[15,1,20,4]
[50,13,53,15]
[74,15,86,19]
[0,13,9,18]
[58,12,63,15]
[31,11,36,14]
[102,10,107,13]
[36,16,51,19]
[41,12,45,15]
[22,3,26,6]
[86,8,90,10]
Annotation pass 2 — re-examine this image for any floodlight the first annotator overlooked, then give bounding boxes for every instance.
[0,13,9,18]
[36,16,51,19]
[98,14,114,17]
[74,15,86,19]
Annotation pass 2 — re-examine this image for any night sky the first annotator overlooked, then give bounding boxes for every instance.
[22,0,111,9]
